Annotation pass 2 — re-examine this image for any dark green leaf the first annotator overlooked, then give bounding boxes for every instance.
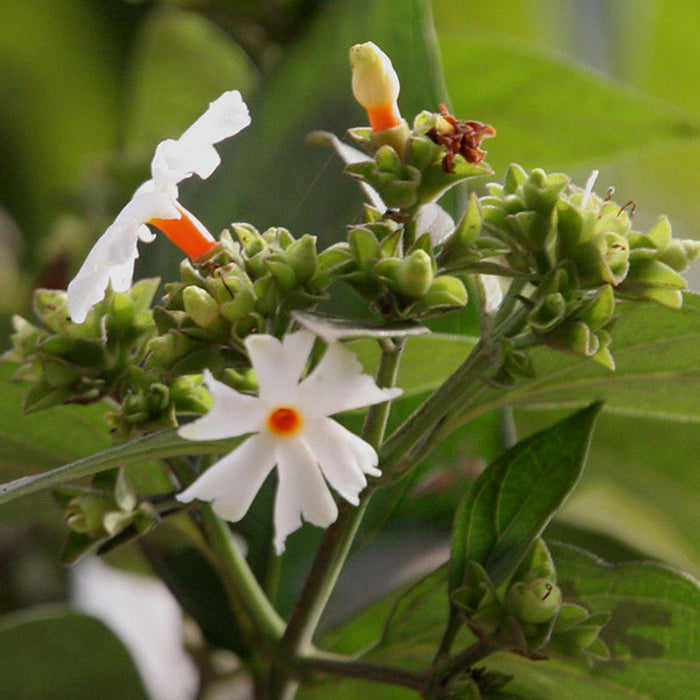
[0,606,148,700]
[450,403,602,592]
[527,410,700,578]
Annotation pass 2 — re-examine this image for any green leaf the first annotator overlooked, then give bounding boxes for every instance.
[0,362,110,481]
[483,543,700,700]
[351,332,477,399]
[0,428,236,506]
[525,410,700,578]
[440,33,700,172]
[0,606,148,699]
[450,403,602,592]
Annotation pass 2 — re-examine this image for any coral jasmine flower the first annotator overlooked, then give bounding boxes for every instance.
[67,90,251,324]
[177,330,402,553]
[350,42,403,132]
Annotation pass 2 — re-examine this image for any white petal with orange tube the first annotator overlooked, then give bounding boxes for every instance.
[67,90,250,324]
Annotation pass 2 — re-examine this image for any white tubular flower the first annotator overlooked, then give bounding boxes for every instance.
[177,330,402,553]
[67,90,251,324]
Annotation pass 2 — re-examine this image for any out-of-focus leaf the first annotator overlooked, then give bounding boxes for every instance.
[521,409,700,577]
[439,33,700,173]
[194,0,451,246]
[0,362,110,481]
[0,0,142,246]
[0,606,148,699]
[450,404,601,592]
[484,543,700,700]
[350,333,476,399]
[124,5,258,149]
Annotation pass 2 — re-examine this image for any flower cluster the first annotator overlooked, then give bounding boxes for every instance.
[452,539,609,662]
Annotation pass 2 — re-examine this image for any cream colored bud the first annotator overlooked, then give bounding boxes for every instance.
[350,42,399,108]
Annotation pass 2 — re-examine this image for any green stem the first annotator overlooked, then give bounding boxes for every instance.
[379,291,531,481]
[198,504,285,644]
[425,640,498,697]
[266,338,405,698]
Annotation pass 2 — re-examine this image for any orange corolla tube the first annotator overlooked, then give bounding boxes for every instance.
[149,203,217,259]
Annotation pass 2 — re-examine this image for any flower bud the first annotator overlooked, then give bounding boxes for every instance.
[285,234,318,285]
[350,42,402,131]
[66,494,109,535]
[394,250,435,298]
[506,579,563,624]
[420,275,468,309]
[183,286,220,328]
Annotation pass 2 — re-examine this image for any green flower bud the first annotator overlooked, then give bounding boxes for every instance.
[506,579,563,624]
[33,289,70,334]
[394,250,434,298]
[66,495,109,535]
[170,375,213,414]
[349,227,381,266]
[219,288,257,323]
[183,286,220,328]
[529,292,567,332]
[285,234,318,286]
[420,275,468,308]
[266,258,298,294]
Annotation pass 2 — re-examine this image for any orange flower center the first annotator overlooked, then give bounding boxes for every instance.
[267,406,302,436]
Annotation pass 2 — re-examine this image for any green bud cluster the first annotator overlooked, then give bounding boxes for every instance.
[147,226,331,376]
[4,279,158,412]
[53,469,159,564]
[345,109,493,213]
[106,369,211,442]
[474,164,700,366]
[325,208,468,319]
[451,539,609,661]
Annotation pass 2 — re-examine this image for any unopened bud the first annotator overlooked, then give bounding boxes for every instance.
[395,250,434,298]
[350,42,402,131]
[183,286,220,328]
[506,579,563,624]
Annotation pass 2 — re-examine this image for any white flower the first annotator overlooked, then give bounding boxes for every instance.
[177,330,402,553]
[67,90,251,324]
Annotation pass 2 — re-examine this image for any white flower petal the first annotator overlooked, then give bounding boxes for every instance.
[152,90,251,186]
[177,433,276,523]
[479,274,503,314]
[297,340,401,417]
[246,330,315,404]
[68,91,249,324]
[273,438,338,553]
[304,417,379,504]
[415,203,455,247]
[178,370,266,441]
[67,189,177,323]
